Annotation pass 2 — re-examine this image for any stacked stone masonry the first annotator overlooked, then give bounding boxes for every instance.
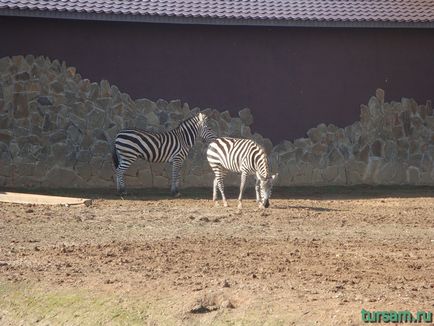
[0,55,433,188]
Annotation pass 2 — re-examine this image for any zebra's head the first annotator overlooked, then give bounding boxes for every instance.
[197,113,217,143]
[259,173,278,208]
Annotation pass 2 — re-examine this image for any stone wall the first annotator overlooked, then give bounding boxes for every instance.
[0,55,433,189]
[272,89,434,185]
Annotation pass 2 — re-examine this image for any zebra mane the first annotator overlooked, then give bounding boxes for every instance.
[178,115,197,127]
[178,113,206,129]
[254,142,271,175]
[254,141,268,157]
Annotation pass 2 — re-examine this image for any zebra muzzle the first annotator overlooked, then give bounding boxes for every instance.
[263,199,270,208]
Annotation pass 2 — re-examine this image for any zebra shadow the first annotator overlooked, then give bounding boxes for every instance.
[271,205,343,212]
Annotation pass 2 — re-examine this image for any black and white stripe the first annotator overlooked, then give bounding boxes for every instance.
[112,112,216,196]
[207,137,277,208]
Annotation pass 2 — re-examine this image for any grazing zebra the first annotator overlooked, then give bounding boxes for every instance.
[112,112,216,196]
[207,137,278,209]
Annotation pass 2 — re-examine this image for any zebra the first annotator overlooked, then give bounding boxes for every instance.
[112,112,216,196]
[207,137,278,209]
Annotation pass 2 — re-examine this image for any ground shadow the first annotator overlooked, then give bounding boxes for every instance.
[272,204,343,212]
[1,185,433,202]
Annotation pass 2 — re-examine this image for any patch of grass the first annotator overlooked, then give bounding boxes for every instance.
[0,282,175,325]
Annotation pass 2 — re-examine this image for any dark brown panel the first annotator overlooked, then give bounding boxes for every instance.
[1,16,433,142]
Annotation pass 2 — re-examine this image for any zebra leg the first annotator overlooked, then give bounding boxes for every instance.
[213,177,219,205]
[212,167,228,207]
[237,173,247,209]
[115,159,134,196]
[255,178,261,203]
[170,158,183,197]
[217,175,228,207]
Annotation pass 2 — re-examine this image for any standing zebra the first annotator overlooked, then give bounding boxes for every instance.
[207,137,278,208]
[112,112,216,196]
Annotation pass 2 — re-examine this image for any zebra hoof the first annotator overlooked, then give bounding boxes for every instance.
[223,202,228,208]
[118,190,127,197]
[237,202,243,209]
[172,191,181,198]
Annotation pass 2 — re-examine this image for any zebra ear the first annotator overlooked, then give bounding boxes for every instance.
[198,112,209,125]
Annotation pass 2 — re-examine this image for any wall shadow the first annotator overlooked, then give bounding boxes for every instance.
[1,185,433,202]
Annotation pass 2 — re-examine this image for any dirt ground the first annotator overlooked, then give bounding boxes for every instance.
[0,186,433,325]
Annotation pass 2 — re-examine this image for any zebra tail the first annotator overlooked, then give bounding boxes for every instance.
[112,145,120,169]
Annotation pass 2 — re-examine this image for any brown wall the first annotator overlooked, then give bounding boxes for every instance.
[1,16,433,142]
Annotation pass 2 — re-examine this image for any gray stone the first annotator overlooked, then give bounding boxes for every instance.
[48,130,66,143]
[136,98,157,114]
[0,160,11,176]
[368,96,383,116]
[384,141,398,161]
[51,143,68,161]
[307,127,323,143]
[13,93,29,118]
[371,139,383,157]
[80,132,93,149]
[406,166,420,184]
[167,99,182,112]
[377,162,405,184]
[88,82,100,100]
[33,161,52,178]
[100,79,111,97]
[135,115,148,130]
[42,113,55,132]
[95,98,111,111]
[363,158,384,184]
[1,56,433,188]
[15,162,35,176]
[376,88,385,104]
[77,150,92,162]
[356,144,370,163]
[93,129,108,141]
[151,175,168,188]
[158,110,169,125]
[360,104,370,124]
[321,165,339,182]
[327,124,339,132]
[241,125,252,138]
[45,167,85,187]
[294,138,311,149]
[273,140,295,155]
[68,113,86,131]
[420,154,432,172]
[50,80,64,93]
[16,135,40,146]
[66,124,82,144]
[156,99,168,110]
[228,118,242,137]
[15,71,30,81]
[0,130,12,144]
[96,160,113,181]
[87,108,105,129]
[238,108,253,126]
[328,146,345,165]
[345,160,367,185]
[92,141,110,156]
[0,57,11,74]
[292,163,313,185]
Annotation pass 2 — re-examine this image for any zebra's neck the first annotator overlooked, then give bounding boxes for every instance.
[175,118,199,148]
[256,154,270,180]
